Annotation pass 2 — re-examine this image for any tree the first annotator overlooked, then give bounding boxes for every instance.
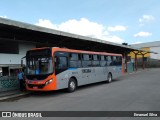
[122,43,128,46]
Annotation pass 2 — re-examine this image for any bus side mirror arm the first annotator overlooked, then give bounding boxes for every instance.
[55,57,60,64]
[21,56,26,67]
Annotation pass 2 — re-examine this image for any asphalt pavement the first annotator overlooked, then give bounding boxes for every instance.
[0,68,160,120]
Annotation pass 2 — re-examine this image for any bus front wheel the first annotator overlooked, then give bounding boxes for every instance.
[67,78,77,92]
[107,73,112,83]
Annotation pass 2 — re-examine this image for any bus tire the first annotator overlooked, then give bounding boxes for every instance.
[67,78,77,92]
[106,73,112,83]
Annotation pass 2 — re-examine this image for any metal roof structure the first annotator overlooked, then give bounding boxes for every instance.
[131,41,160,48]
[0,17,155,54]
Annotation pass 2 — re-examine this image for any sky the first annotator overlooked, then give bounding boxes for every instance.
[0,0,159,44]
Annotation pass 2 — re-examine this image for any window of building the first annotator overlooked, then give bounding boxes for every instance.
[0,41,19,54]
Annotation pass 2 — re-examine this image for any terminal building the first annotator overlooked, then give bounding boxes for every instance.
[130,41,160,60]
[0,17,156,77]
[129,41,160,68]
[0,42,35,76]
[0,17,157,92]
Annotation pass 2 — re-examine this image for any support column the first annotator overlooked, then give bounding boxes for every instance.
[8,67,10,76]
[135,53,138,71]
[125,54,128,73]
[122,54,125,75]
[142,54,145,70]
[124,53,128,73]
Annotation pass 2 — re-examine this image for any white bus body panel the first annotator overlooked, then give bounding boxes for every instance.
[56,66,122,90]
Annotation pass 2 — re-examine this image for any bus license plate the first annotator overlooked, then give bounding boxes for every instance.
[33,86,38,89]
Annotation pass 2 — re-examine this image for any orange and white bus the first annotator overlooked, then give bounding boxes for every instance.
[25,47,123,92]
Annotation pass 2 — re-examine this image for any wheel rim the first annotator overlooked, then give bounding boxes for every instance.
[108,74,112,82]
[70,81,76,90]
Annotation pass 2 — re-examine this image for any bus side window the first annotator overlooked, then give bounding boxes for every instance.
[69,53,78,68]
[77,54,82,67]
[55,57,68,69]
[117,56,122,66]
[100,55,106,67]
[107,56,112,66]
[92,55,100,67]
[110,56,114,66]
[113,56,117,66]
[82,54,92,67]
[69,53,82,68]
[55,57,59,69]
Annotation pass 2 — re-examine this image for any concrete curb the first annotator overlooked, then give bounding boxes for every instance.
[124,69,149,76]
[0,92,30,101]
[0,69,151,101]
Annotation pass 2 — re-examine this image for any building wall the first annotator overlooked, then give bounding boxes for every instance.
[150,46,160,60]
[128,47,150,59]
[0,42,35,66]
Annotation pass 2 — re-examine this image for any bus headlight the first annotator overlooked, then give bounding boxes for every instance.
[45,79,53,85]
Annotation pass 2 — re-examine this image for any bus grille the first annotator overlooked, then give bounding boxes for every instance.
[27,84,45,89]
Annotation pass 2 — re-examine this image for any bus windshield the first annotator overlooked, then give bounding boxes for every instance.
[27,57,53,75]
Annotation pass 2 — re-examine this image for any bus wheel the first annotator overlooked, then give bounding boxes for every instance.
[67,78,77,92]
[107,73,112,83]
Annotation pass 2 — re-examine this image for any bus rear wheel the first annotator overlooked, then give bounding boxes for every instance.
[107,73,112,83]
[67,78,77,92]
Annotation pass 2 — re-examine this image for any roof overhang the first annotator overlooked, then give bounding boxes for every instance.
[130,46,158,55]
[0,17,155,54]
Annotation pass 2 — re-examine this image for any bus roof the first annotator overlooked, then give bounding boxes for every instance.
[51,47,122,56]
[30,47,122,56]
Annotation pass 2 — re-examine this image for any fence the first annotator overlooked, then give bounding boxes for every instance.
[124,62,134,73]
[0,76,19,92]
[137,59,160,68]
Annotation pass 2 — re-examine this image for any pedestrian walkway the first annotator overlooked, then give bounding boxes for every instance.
[0,90,29,101]
[0,90,20,97]
[0,69,148,101]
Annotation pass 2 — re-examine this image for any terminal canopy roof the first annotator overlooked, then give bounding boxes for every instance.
[0,18,156,55]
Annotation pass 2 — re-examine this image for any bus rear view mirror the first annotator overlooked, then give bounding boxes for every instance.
[55,57,60,64]
[21,59,23,67]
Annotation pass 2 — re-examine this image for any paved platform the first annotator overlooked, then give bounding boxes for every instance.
[0,68,151,101]
[1,69,160,120]
[0,90,29,101]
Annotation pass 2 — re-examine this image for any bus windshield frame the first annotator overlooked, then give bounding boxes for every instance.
[26,48,53,76]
